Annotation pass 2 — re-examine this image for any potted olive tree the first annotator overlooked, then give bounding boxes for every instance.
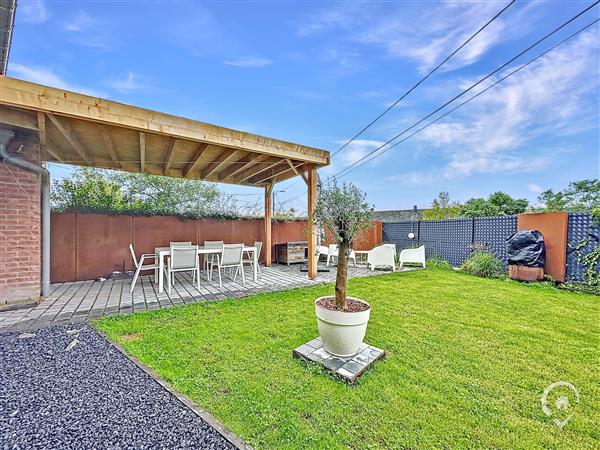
[312,181,373,357]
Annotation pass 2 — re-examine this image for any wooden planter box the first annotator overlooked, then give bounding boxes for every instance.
[275,241,308,265]
[508,265,544,282]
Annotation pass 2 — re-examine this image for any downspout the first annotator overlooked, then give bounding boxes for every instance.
[0,129,51,297]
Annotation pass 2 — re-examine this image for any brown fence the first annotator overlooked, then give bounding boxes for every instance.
[51,213,382,282]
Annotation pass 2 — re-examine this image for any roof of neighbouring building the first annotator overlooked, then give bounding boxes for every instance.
[372,209,424,222]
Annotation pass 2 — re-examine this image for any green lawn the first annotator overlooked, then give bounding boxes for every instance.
[96,270,599,449]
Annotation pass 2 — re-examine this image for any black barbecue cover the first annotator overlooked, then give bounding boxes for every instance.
[506,229,546,267]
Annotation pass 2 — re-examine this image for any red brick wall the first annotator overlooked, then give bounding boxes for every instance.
[0,144,41,307]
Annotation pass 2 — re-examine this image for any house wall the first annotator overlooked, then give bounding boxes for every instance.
[50,212,384,282]
[0,143,41,307]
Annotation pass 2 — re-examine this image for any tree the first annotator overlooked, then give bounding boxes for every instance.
[312,181,373,310]
[422,192,461,220]
[459,192,528,218]
[51,167,242,218]
[538,179,600,212]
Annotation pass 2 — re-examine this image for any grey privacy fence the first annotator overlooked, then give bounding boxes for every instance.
[382,216,517,267]
[567,212,600,282]
[382,213,598,282]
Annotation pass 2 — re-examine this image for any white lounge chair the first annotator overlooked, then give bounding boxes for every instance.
[326,244,356,267]
[399,245,426,269]
[367,244,396,271]
[317,245,329,262]
[129,244,161,293]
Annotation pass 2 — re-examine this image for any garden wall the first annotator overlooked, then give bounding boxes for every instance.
[382,212,598,282]
[51,212,382,282]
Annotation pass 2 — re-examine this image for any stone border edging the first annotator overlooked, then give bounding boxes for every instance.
[95,328,251,450]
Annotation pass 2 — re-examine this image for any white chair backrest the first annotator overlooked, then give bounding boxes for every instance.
[170,241,192,251]
[328,244,338,257]
[170,246,197,270]
[253,241,263,259]
[129,244,139,269]
[205,240,224,249]
[318,245,329,255]
[221,244,243,266]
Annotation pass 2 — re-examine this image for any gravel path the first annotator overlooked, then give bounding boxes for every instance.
[0,325,236,450]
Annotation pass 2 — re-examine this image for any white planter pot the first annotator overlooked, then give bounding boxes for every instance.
[315,296,371,357]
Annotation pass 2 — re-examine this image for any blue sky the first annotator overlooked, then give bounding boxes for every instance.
[10,0,600,213]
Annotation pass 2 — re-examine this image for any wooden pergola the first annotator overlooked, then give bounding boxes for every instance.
[0,76,329,277]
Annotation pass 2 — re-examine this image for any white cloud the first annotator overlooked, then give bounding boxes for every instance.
[223,57,272,68]
[334,139,385,165]
[63,11,93,32]
[385,171,437,187]
[412,30,599,178]
[8,63,104,97]
[108,72,156,93]
[297,1,531,74]
[20,0,49,24]
[528,183,544,194]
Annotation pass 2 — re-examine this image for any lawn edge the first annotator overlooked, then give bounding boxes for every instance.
[94,327,252,450]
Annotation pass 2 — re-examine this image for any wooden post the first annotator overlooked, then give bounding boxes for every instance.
[307,166,317,279]
[264,183,273,266]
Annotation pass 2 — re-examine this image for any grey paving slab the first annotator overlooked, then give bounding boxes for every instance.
[1,264,415,331]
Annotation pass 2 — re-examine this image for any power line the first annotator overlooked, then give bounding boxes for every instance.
[336,19,600,181]
[279,9,599,207]
[331,0,516,158]
[330,0,600,182]
[277,0,516,193]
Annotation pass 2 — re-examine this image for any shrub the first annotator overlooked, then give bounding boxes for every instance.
[427,257,453,270]
[461,250,505,278]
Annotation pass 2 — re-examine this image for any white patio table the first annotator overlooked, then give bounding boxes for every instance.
[154,245,258,293]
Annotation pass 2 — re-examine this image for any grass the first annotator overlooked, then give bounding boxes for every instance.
[96,270,599,449]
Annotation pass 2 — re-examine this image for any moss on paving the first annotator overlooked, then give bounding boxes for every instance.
[96,270,599,449]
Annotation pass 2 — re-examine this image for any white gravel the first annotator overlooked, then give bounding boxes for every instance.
[0,325,236,450]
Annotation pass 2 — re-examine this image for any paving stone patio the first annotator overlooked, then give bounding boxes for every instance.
[293,337,386,383]
[0,264,410,332]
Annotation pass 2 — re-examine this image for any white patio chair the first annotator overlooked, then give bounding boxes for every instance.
[170,241,192,249]
[129,244,161,293]
[210,243,245,288]
[203,240,224,272]
[243,241,262,275]
[317,245,329,262]
[166,245,200,294]
[367,244,396,271]
[326,244,356,267]
[399,245,426,269]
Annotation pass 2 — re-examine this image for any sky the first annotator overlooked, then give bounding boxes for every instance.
[9,0,600,213]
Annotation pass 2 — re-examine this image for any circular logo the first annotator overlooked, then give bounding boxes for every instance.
[541,381,579,429]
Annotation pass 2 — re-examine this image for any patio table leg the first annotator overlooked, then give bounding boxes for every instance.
[253,249,258,281]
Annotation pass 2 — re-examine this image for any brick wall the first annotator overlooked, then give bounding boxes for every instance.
[0,143,41,307]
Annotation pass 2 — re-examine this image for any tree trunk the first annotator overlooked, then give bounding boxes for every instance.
[334,240,349,310]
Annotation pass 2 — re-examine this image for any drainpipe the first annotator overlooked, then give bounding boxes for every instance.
[0,129,51,297]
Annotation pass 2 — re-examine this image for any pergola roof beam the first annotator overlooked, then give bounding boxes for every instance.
[46,113,91,164]
[200,148,238,179]
[183,143,209,178]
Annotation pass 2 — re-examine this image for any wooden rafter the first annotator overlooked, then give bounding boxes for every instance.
[99,125,121,168]
[250,161,304,185]
[200,148,238,179]
[37,112,46,149]
[139,132,146,172]
[46,113,91,164]
[235,157,281,184]
[45,136,64,162]
[183,143,209,178]
[285,159,308,185]
[162,137,176,175]
[218,153,268,181]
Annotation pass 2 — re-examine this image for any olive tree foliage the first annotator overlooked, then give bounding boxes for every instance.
[51,167,245,218]
[312,181,373,310]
